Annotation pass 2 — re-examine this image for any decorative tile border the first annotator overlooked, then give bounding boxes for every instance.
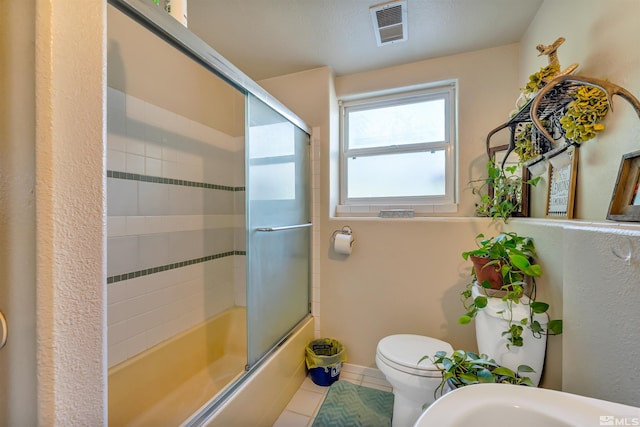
[107,170,245,192]
[107,250,246,284]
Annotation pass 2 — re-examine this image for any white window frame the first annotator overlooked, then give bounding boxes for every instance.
[338,82,458,215]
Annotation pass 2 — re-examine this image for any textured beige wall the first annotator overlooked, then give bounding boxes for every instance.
[319,218,498,364]
[562,225,640,407]
[34,0,106,424]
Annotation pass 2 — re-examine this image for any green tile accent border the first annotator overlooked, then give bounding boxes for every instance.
[107,250,247,284]
[107,170,245,192]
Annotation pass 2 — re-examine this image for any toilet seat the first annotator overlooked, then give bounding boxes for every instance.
[376,334,453,378]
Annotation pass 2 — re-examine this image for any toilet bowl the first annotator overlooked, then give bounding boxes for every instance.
[472,283,548,386]
[376,334,453,427]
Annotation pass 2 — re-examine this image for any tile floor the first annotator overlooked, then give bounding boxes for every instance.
[273,364,393,427]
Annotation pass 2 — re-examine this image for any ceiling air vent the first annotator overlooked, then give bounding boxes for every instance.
[370,0,408,47]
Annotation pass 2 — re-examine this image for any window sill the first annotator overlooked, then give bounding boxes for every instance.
[335,203,458,217]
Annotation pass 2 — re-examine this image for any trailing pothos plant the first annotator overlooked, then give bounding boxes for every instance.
[420,350,535,398]
[471,158,540,223]
[459,232,563,348]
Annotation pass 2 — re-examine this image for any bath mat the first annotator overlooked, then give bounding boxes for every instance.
[312,380,394,427]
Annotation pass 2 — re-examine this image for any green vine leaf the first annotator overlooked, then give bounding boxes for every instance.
[548,319,563,334]
[458,315,472,325]
[474,296,488,309]
[530,301,549,314]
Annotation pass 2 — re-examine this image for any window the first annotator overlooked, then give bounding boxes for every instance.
[339,82,457,214]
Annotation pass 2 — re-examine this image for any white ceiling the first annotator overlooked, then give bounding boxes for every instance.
[187,0,543,81]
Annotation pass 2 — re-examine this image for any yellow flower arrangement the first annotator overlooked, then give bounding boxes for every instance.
[522,64,560,95]
[559,86,609,144]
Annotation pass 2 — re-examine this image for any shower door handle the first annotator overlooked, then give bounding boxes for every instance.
[256,223,312,232]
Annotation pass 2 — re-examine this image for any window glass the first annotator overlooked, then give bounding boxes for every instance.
[347,99,445,149]
[347,151,445,198]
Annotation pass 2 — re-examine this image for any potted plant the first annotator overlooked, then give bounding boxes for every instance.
[459,232,562,348]
[461,232,540,291]
[471,159,540,223]
[420,350,535,398]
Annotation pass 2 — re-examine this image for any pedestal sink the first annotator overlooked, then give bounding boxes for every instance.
[414,384,640,427]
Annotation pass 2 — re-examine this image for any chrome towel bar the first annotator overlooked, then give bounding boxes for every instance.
[256,223,312,232]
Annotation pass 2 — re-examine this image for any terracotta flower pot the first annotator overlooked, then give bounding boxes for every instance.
[469,255,504,290]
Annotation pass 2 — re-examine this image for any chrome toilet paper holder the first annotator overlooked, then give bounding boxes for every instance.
[331,226,354,255]
[331,225,353,241]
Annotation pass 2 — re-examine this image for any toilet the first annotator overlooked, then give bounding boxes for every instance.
[375,334,453,427]
[376,285,548,427]
[471,283,548,386]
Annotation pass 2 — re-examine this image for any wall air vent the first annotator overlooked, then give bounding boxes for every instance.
[370,0,408,47]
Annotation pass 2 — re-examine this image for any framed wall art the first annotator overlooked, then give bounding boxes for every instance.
[607,150,640,222]
[546,146,579,218]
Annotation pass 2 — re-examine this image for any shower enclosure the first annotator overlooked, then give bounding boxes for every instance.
[106,1,311,424]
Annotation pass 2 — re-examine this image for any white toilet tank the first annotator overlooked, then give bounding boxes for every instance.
[472,284,547,386]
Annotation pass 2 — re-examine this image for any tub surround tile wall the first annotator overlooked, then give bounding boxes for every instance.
[106,170,244,281]
[107,87,246,367]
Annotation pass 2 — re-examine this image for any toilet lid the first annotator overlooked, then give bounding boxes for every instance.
[377,334,452,375]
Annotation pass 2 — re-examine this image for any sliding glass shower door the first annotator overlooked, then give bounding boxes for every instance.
[246,94,311,369]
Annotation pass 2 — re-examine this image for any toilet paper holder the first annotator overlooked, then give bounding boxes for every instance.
[331,225,353,241]
[331,226,354,255]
